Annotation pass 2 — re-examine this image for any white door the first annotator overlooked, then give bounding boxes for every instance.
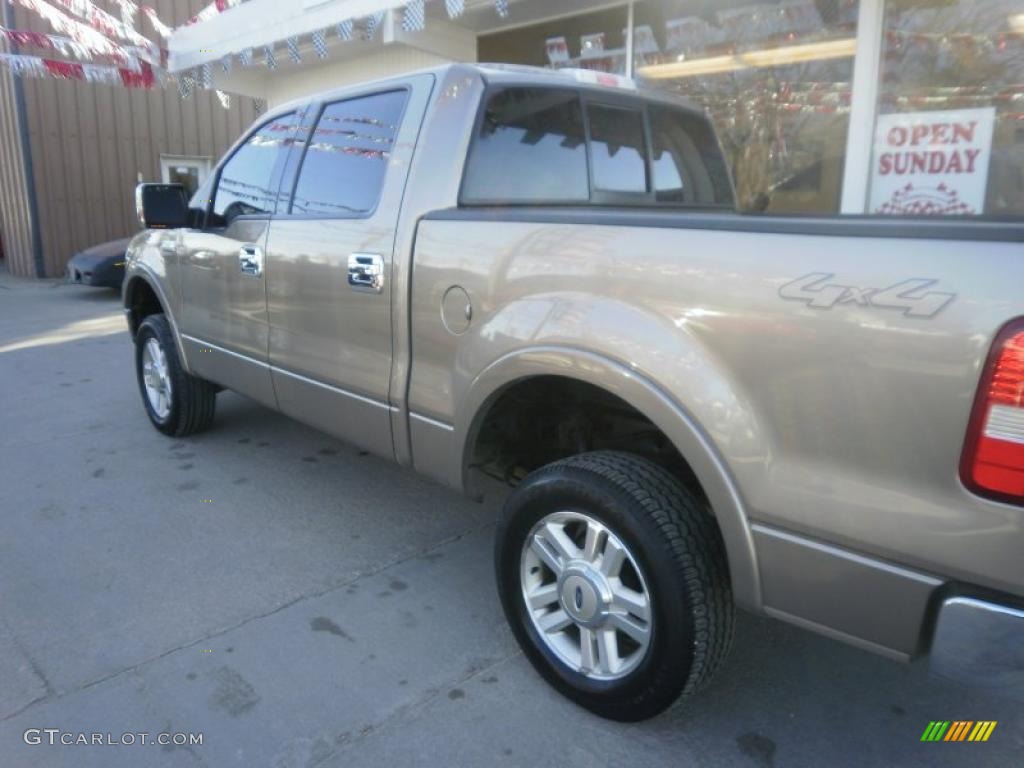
[160,155,212,198]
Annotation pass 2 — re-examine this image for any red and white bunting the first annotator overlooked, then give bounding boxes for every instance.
[184,0,243,27]
[0,50,155,88]
[141,6,171,38]
[115,0,138,29]
[49,0,154,51]
[13,0,132,60]
[0,24,145,69]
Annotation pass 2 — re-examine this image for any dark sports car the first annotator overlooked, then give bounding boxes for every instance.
[66,237,131,288]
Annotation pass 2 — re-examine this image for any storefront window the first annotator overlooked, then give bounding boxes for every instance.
[870,1,1024,216]
[633,0,859,213]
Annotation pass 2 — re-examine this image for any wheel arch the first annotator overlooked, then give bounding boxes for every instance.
[457,346,762,611]
[123,268,190,372]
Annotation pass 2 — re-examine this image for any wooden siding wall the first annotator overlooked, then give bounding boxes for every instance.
[0,62,34,276]
[0,0,258,277]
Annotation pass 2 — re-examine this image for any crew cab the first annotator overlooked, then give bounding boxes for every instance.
[124,63,1024,720]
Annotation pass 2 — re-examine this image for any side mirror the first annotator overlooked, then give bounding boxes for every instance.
[136,183,188,229]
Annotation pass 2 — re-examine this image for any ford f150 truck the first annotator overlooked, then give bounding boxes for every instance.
[124,63,1024,721]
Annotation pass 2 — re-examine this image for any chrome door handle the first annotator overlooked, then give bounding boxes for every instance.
[239,244,264,277]
[347,253,384,293]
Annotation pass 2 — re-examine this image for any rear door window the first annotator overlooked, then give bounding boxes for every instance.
[461,88,589,204]
[289,90,407,216]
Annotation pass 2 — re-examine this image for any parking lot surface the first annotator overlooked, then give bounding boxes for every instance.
[1,271,1021,767]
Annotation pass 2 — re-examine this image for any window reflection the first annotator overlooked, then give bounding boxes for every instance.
[461,88,590,204]
[635,0,859,214]
[588,104,648,194]
[289,90,406,216]
[212,112,300,224]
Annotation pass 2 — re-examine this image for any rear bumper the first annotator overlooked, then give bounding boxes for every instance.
[930,596,1024,701]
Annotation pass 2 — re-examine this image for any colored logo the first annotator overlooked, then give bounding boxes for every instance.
[921,721,997,742]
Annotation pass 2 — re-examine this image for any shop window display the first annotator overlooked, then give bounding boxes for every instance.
[871,0,1023,216]
[479,0,1022,218]
[480,1,860,214]
[634,0,859,213]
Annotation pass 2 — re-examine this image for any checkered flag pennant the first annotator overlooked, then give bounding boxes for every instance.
[200,62,213,89]
[239,47,254,66]
[362,11,384,40]
[264,43,277,70]
[444,0,464,18]
[177,72,194,99]
[494,0,508,18]
[311,29,329,59]
[337,19,354,41]
[286,36,301,63]
[220,55,232,74]
[402,0,425,32]
[215,89,231,109]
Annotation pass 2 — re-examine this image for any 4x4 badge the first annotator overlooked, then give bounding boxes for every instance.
[779,272,955,317]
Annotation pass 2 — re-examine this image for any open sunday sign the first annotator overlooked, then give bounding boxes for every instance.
[870,107,996,215]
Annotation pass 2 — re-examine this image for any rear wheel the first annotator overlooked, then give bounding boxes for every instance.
[135,313,217,436]
[495,451,734,721]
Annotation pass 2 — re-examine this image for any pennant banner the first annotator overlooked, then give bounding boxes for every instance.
[142,6,172,38]
[286,36,300,64]
[0,50,156,88]
[311,29,328,59]
[177,71,194,98]
[445,0,464,19]
[337,19,353,41]
[1,24,125,66]
[13,0,132,60]
[12,0,164,67]
[362,12,383,40]
[403,0,425,33]
[185,0,244,27]
[116,0,138,29]
[0,51,46,77]
[49,0,154,51]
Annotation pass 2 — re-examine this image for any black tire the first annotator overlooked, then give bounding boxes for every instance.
[495,451,734,721]
[135,313,217,437]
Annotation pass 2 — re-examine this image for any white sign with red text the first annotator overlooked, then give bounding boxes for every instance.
[870,107,995,215]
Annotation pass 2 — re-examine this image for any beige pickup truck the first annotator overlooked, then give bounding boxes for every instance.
[125,63,1024,720]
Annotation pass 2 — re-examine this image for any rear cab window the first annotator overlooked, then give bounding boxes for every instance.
[588,104,648,197]
[460,88,589,204]
[460,85,734,209]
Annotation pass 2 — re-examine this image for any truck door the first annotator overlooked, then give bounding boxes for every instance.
[264,74,433,459]
[178,111,304,408]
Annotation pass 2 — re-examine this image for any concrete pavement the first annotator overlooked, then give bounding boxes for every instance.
[0,271,1021,767]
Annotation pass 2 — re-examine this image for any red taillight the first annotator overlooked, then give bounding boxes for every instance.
[961,319,1024,504]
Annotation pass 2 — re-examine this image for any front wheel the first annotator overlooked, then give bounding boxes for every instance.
[135,313,217,437]
[495,451,734,721]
